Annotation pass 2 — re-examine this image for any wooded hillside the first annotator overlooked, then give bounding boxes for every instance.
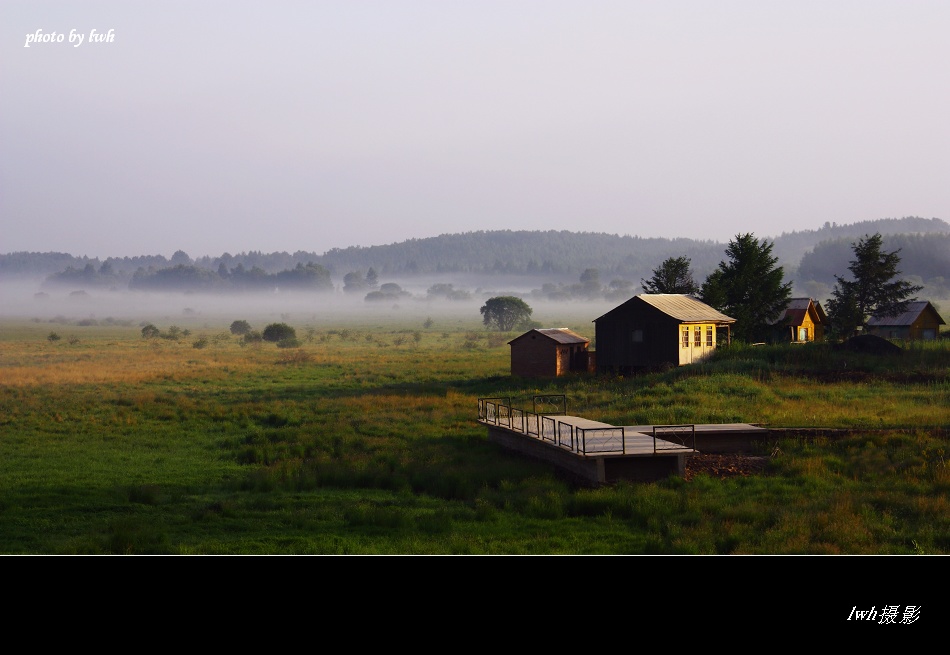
[2,216,948,304]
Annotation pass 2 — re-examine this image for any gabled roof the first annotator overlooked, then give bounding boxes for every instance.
[786,297,814,311]
[867,301,946,327]
[769,298,826,326]
[508,328,590,346]
[594,294,735,324]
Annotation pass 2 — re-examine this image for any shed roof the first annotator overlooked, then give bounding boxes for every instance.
[508,328,590,346]
[768,298,826,326]
[786,297,814,311]
[867,301,946,327]
[595,294,735,324]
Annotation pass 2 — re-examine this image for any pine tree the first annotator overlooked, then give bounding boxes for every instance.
[825,233,922,339]
[641,256,699,295]
[699,233,792,343]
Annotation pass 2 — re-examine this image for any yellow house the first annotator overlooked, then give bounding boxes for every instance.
[593,294,735,374]
[866,301,945,340]
[768,298,827,343]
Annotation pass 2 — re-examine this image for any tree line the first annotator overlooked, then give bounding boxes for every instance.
[39,260,334,293]
[482,231,928,343]
[607,232,924,341]
[4,216,948,301]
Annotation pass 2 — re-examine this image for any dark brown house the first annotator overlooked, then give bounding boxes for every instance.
[767,297,827,343]
[866,301,945,340]
[593,294,735,374]
[508,328,592,377]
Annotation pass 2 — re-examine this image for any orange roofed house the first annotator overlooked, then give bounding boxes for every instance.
[508,328,593,377]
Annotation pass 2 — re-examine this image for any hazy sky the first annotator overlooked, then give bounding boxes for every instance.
[2,1,949,259]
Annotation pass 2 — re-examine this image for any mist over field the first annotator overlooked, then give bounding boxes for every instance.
[5,217,947,333]
[0,276,615,333]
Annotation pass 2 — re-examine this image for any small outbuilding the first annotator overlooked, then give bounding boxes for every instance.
[508,328,593,377]
[866,301,946,341]
[767,297,826,343]
[594,294,735,374]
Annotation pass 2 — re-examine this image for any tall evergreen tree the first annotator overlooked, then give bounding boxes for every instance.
[699,233,792,343]
[825,233,922,339]
[641,256,699,294]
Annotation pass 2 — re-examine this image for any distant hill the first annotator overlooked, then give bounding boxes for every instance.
[2,216,948,305]
[770,216,950,265]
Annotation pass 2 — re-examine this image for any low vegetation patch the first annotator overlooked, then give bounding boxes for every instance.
[0,316,947,554]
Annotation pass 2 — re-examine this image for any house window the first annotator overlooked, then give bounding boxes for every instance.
[694,325,702,346]
[631,329,643,342]
[706,325,713,346]
[682,327,689,348]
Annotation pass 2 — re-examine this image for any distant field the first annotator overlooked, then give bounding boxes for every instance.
[1,307,948,555]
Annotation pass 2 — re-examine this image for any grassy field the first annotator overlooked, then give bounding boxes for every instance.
[1,303,948,555]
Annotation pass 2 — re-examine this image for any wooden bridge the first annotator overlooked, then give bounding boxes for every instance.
[478,396,771,485]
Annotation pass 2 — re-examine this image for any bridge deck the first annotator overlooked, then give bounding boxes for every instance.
[478,403,771,483]
[539,416,768,456]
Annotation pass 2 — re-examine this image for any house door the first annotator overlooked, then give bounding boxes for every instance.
[798,327,808,342]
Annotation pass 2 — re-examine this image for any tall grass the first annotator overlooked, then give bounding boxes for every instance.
[0,318,947,554]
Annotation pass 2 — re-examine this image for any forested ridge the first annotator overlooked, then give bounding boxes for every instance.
[2,217,948,302]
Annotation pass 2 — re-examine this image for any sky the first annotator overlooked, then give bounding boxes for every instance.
[2,1,949,260]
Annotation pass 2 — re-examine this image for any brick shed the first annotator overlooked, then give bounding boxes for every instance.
[508,328,593,377]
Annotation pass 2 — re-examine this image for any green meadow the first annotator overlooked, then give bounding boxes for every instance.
[1,304,948,555]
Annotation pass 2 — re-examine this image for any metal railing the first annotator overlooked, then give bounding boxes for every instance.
[540,415,558,443]
[556,419,575,450]
[533,394,566,416]
[477,397,695,457]
[477,397,511,425]
[525,411,541,437]
[577,426,627,454]
[652,424,696,453]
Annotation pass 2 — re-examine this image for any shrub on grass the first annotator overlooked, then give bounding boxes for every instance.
[262,322,296,343]
[230,320,252,335]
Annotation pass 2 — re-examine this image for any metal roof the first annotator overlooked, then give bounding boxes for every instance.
[785,298,814,311]
[768,298,826,326]
[595,294,735,323]
[867,301,946,327]
[508,328,590,345]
